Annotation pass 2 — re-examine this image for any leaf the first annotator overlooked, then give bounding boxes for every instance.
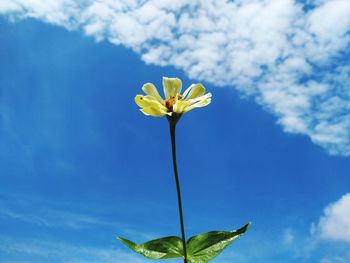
[186,223,250,263]
[117,235,184,259]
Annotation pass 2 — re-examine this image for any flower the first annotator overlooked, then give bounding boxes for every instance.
[135,77,212,117]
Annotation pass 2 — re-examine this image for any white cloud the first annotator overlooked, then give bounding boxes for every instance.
[1,0,350,155]
[314,193,350,242]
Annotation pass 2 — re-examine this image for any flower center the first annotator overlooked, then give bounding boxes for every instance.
[165,94,183,112]
[165,97,175,111]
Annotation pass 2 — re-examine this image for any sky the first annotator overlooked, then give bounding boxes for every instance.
[0,0,350,262]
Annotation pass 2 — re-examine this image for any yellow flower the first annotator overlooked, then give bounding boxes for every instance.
[135,77,212,117]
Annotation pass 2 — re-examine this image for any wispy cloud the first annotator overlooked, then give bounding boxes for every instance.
[320,256,346,263]
[2,191,350,262]
[0,207,113,229]
[283,228,295,245]
[0,191,168,241]
[0,192,172,262]
[0,193,113,229]
[1,0,350,156]
[0,236,151,263]
[0,235,250,263]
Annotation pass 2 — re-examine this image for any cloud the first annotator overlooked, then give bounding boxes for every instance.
[313,193,350,242]
[0,192,172,262]
[320,256,346,263]
[1,0,350,156]
[282,228,294,245]
[0,236,151,263]
[0,192,113,229]
[0,236,245,263]
[0,207,112,229]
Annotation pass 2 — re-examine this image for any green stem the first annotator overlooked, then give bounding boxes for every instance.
[169,121,188,263]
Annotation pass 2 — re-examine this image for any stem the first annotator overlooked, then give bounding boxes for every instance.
[169,122,188,263]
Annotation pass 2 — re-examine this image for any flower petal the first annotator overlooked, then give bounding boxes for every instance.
[135,95,167,110]
[142,83,164,102]
[183,93,212,112]
[135,95,150,108]
[183,99,211,112]
[172,100,189,114]
[183,84,206,100]
[135,95,169,117]
[185,92,212,104]
[141,106,167,116]
[163,77,182,99]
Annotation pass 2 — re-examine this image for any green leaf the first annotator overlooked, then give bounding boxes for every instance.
[186,223,250,263]
[117,235,184,259]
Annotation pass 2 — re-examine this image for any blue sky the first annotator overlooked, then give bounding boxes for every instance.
[1,1,350,263]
